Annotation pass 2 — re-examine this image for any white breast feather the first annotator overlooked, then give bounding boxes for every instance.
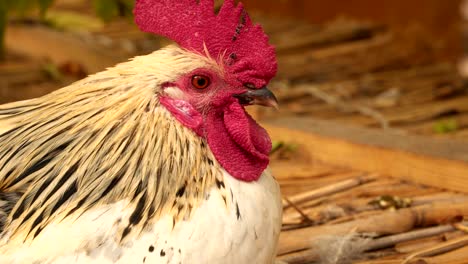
[0,169,282,264]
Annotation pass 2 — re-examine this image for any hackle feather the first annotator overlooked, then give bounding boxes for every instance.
[0,45,223,243]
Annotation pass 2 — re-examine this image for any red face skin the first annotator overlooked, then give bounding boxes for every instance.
[160,68,271,182]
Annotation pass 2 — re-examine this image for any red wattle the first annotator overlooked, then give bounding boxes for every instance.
[206,99,271,182]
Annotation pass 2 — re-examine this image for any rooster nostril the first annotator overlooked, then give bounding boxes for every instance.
[234,94,253,105]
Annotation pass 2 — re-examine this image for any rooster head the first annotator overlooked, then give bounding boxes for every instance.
[134,0,278,181]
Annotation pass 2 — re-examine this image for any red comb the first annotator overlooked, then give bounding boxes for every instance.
[134,0,277,88]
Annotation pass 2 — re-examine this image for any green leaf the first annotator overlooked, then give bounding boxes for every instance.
[41,62,63,81]
[433,119,458,134]
[270,140,284,155]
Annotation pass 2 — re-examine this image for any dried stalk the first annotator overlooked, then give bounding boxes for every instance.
[276,249,318,264]
[402,235,468,263]
[278,202,468,255]
[454,222,468,233]
[282,174,375,208]
[412,244,468,264]
[366,222,468,251]
[283,197,314,224]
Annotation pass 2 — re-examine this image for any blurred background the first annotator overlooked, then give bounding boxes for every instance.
[247,0,462,59]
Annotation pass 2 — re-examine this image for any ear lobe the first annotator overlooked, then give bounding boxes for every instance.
[160,97,204,136]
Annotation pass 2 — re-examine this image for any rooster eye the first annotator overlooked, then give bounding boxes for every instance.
[191,75,210,89]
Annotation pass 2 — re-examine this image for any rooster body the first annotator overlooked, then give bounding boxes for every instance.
[0,1,282,263]
[1,172,280,264]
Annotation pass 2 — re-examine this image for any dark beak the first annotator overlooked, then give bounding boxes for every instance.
[234,86,279,109]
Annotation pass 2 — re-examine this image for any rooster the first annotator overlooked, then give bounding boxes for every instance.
[0,0,282,263]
